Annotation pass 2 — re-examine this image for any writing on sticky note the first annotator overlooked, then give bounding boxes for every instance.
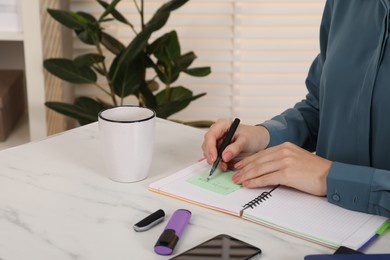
[187,168,242,195]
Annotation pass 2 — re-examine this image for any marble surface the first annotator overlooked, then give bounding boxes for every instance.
[0,119,388,260]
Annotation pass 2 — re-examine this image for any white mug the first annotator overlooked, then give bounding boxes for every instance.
[98,106,156,182]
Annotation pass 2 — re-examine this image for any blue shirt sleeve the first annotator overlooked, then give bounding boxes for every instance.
[260,54,321,152]
[328,162,390,217]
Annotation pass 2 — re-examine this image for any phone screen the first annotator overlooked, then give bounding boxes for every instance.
[169,234,261,260]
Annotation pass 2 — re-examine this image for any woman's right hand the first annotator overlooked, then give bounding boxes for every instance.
[201,118,270,171]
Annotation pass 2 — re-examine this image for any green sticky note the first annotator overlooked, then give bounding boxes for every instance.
[187,168,242,195]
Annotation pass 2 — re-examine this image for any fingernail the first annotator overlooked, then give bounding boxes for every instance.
[209,153,214,162]
[234,162,242,169]
[243,180,249,187]
[223,151,233,162]
[232,173,240,182]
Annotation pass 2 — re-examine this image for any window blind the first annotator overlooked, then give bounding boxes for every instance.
[70,0,325,125]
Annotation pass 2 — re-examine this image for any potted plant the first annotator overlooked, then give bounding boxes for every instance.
[43,0,211,126]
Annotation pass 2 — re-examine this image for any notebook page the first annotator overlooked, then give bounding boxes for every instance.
[242,186,387,249]
[149,160,265,216]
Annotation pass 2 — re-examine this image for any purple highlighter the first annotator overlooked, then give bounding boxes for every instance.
[154,209,192,255]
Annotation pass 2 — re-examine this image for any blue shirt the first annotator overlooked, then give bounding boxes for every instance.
[261,0,390,217]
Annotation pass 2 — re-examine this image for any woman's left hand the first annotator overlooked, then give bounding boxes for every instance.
[232,142,332,196]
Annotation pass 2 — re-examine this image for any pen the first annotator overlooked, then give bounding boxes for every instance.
[206,118,240,182]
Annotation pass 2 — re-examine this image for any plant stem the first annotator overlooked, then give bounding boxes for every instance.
[95,40,118,106]
[141,0,144,29]
[166,82,171,100]
[128,22,138,35]
[133,0,144,29]
[93,82,113,97]
[133,0,141,14]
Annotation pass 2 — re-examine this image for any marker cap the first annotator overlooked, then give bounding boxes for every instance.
[133,209,165,232]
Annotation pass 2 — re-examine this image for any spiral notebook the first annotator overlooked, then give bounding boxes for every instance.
[149,160,389,250]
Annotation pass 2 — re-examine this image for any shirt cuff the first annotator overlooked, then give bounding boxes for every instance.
[258,118,287,147]
[327,161,374,213]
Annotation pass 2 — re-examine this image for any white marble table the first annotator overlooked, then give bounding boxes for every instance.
[0,119,388,260]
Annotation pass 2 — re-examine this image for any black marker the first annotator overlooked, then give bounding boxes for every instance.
[207,118,240,181]
[154,209,191,255]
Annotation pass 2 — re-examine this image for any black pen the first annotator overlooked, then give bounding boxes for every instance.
[206,118,240,182]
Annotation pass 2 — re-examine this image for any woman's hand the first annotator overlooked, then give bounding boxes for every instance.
[232,142,332,196]
[201,118,270,171]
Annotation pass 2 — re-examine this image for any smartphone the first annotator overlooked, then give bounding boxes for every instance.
[169,234,261,260]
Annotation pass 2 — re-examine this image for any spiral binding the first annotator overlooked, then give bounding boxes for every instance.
[239,185,280,216]
[243,191,273,209]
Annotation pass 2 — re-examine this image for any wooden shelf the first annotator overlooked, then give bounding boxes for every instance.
[0,112,29,151]
[0,31,23,41]
[0,0,47,149]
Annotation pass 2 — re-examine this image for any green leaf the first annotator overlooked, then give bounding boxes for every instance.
[155,86,206,118]
[156,92,206,118]
[145,55,168,83]
[75,12,100,45]
[139,81,157,109]
[96,98,114,108]
[176,52,196,69]
[74,53,105,67]
[147,13,170,33]
[44,58,97,84]
[47,9,84,30]
[156,86,189,105]
[159,0,189,13]
[171,119,214,128]
[97,0,120,20]
[148,31,181,61]
[76,11,97,23]
[145,0,188,32]
[74,97,108,124]
[183,120,214,128]
[113,29,151,81]
[100,31,125,55]
[162,62,180,84]
[109,53,144,98]
[97,0,131,25]
[45,101,96,124]
[183,67,211,77]
[148,32,182,84]
[45,99,98,126]
[45,97,110,125]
